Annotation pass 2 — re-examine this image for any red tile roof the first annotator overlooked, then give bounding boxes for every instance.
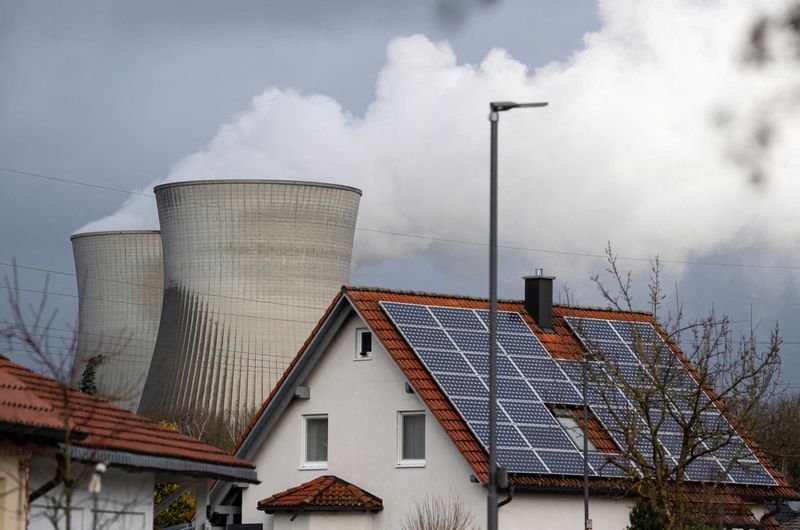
[0,357,254,471]
[0,361,66,433]
[257,475,383,513]
[346,286,793,498]
[237,285,794,501]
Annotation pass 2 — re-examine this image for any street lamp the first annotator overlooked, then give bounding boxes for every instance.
[488,100,547,530]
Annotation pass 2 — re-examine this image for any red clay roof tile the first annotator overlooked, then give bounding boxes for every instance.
[257,475,382,513]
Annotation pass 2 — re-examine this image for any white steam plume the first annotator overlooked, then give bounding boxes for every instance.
[77,0,800,286]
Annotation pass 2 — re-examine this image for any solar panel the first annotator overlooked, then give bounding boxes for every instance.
[451,398,511,424]
[497,333,549,357]
[724,460,776,485]
[538,450,588,475]
[416,350,473,374]
[380,302,775,487]
[497,449,548,474]
[398,325,455,350]
[448,330,491,353]
[500,400,558,425]
[429,306,485,330]
[435,374,488,399]
[470,423,528,448]
[592,342,639,364]
[517,425,576,451]
[685,458,726,482]
[531,380,583,405]
[475,309,532,334]
[513,357,566,381]
[464,353,519,377]
[381,301,438,326]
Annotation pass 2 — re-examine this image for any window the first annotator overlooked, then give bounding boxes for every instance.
[554,411,596,452]
[303,415,328,468]
[398,412,425,466]
[355,328,373,360]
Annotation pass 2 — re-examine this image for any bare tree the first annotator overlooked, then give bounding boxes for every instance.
[400,494,478,530]
[1,264,147,529]
[579,245,781,528]
[742,391,800,490]
[166,404,256,452]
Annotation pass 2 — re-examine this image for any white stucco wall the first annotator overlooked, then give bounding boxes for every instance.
[28,457,153,530]
[273,511,375,530]
[241,311,636,529]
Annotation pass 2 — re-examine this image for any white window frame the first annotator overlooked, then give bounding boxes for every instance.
[301,414,329,470]
[355,327,373,361]
[397,411,426,468]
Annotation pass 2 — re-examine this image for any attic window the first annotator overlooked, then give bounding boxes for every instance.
[355,328,373,360]
[554,410,596,452]
[549,405,620,454]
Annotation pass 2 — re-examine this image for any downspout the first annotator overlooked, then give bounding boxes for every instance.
[29,453,67,504]
[498,486,515,508]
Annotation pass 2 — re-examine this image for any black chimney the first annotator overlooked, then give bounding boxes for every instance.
[524,269,555,331]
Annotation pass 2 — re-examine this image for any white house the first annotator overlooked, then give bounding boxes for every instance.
[0,356,257,530]
[210,280,792,530]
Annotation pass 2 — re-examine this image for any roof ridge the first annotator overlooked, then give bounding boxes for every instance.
[344,285,655,316]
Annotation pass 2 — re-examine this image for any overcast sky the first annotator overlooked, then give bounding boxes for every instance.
[2,0,799,386]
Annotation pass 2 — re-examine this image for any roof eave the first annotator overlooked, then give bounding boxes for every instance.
[257,504,383,514]
[68,445,258,483]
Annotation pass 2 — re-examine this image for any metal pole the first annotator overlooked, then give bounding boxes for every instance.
[488,106,499,530]
[583,358,590,530]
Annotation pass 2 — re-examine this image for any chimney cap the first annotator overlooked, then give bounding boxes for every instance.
[523,274,556,280]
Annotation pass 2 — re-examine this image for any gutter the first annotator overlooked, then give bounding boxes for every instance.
[68,446,258,483]
[0,420,87,442]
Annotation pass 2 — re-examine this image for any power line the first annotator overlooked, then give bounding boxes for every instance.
[4,166,800,272]
[0,261,329,312]
[0,166,153,197]
[0,285,319,325]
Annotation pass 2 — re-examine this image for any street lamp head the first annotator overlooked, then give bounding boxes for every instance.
[490,101,548,112]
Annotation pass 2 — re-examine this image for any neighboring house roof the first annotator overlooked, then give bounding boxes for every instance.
[257,475,383,513]
[225,286,794,505]
[0,359,69,436]
[0,357,257,482]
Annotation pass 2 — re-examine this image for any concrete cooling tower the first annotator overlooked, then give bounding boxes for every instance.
[138,180,361,421]
[71,231,164,412]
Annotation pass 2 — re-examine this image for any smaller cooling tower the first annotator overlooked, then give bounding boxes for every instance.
[71,230,163,411]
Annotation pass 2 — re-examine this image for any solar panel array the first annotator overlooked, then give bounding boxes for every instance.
[564,316,775,486]
[378,301,776,486]
[380,301,623,478]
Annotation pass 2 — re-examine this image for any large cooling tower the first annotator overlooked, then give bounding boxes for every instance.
[138,180,361,421]
[71,231,164,412]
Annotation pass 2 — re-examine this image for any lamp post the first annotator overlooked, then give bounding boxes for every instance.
[582,355,593,530]
[88,462,106,530]
[488,100,547,530]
